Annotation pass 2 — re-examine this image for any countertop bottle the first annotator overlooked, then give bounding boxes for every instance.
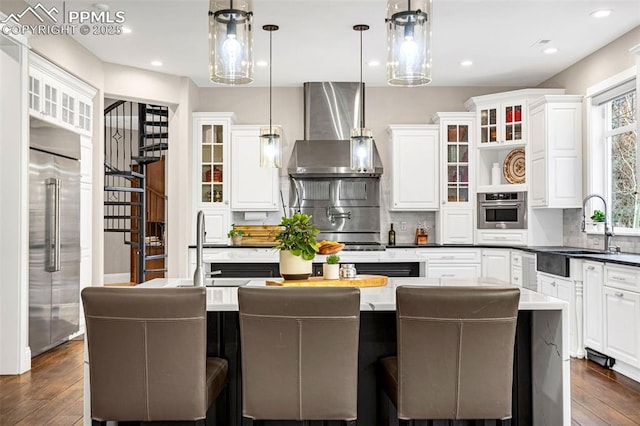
[388,223,396,246]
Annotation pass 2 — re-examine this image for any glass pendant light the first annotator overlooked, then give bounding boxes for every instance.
[209,0,253,85]
[260,24,282,168]
[386,0,432,86]
[350,24,374,173]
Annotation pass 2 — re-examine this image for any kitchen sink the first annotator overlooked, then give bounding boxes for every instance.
[549,249,602,255]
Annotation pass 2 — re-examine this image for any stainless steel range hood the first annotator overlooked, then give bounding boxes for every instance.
[288,82,383,178]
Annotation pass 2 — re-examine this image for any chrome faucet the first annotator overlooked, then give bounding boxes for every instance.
[581,194,615,252]
[194,210,205,287]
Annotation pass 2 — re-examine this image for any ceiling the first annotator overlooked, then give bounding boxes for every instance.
[64,0,640,87]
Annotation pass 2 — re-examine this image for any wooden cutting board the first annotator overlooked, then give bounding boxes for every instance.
[266,275,388,288]
[233,225,282,245]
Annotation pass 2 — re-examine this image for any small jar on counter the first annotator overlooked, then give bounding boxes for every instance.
[339,264,357,279]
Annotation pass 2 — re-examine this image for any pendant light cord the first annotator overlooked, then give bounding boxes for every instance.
[353,24,369,129]
[359,28,364,129]
[269,28,273,134]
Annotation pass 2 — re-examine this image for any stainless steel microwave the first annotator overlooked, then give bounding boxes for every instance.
[477,192,527,229]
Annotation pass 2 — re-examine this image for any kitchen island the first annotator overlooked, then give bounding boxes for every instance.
[84,278,569,426]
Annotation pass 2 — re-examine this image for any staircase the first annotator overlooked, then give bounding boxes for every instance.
[104,101,168,284]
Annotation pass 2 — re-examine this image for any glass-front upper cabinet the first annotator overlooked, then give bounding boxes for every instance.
[477,100,524,145]
[201,123,225,204]
[446,123,470,203]
[433,112,475,208]
[193,112,234,207]
[480,106,497,144]
[503,101,523,142]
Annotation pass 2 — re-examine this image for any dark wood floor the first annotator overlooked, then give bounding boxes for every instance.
[1,339,640,425]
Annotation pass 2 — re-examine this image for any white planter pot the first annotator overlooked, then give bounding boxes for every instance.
[279,250,312,280]
[232,236,243,245]
[323,263,340,280]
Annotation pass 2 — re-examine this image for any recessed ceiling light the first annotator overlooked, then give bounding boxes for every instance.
[150,60,163,66]
[256,60,268,67]
[590,9,612,18]
[460,60,473,67]
[122,26,132,34]
[543,47,558,55]
[367,60,380,67]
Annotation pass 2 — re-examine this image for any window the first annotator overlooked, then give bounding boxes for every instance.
[589,73,638,233]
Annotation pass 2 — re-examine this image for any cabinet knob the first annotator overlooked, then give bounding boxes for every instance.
[587,266,595,270]
[551,281,556,287]
[615,292,624,297]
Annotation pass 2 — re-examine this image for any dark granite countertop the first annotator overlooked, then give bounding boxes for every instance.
[187,243,640,267]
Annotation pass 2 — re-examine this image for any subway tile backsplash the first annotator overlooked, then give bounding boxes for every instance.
[563,208,640,253]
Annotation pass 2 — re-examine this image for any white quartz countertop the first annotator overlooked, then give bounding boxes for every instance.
[141,277,568,312]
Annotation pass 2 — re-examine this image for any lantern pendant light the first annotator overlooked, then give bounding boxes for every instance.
[350,24,374,173]
[386,0,432,86]
[209,0,254,85]
[260,24,282,168]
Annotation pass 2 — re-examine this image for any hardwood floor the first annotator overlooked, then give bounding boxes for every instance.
[2,339,640,425]
[0,339,84,425]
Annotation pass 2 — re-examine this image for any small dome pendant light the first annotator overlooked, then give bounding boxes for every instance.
[350,24,374,173]
[260,24,282,168]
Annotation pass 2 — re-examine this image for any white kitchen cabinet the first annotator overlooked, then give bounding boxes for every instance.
[230,125,279,211]
[416,248,482,279]
[529,96,582,208]
[603,264,640,367]
[511,250,523,287]
[193,112,234,242]
[433,112,475,244]
[428,264,481,278]
[465,88,564,193]
[202,210,230,244]
[29,53,93,136]
[604,286,640,366]
[438,210,474,244]
[583,261,604,352]
[389,125,439,210]
[476,229,527,246]
[481,249,510,283]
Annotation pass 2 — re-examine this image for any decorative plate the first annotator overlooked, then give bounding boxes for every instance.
[503,148,525,184]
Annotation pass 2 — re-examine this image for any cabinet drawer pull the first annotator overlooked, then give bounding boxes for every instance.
[587,266,595,270]
[441,274,455,277]
[611,276,627,282]
[551,281,556,287]
[615,292,624,297]
[438,256,455,260]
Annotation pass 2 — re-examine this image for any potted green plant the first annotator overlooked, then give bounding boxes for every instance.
[590,210,606,233]
[227,228,245,245]
[323,254,340,280]
[591,210,606,222]
[274,213,319,280]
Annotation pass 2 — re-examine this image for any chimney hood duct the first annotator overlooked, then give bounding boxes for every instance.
[288,82,383,178]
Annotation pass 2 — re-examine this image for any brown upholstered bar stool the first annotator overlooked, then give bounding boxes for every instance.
[379,286,520,426]
[81,287,228,425]
[238,286,361,426]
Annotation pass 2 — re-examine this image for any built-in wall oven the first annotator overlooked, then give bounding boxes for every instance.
[477,192,527,229]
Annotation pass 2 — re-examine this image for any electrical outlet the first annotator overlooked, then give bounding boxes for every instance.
[400,222,407,231]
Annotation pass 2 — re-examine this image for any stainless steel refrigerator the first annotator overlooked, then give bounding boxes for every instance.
[29,121,81,357]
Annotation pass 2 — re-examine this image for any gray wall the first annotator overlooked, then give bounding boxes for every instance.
[539,25,640,251]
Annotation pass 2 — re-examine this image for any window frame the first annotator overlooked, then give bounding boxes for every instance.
[586,66,638,236]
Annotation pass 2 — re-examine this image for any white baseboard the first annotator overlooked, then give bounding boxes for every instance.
[103,272,130,284]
